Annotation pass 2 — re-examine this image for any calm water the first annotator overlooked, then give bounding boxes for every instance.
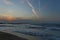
[0,23,60,40]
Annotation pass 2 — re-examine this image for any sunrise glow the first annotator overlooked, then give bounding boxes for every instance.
[0,14,16,21]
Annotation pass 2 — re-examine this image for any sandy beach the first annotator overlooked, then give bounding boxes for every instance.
[0,31,27,40]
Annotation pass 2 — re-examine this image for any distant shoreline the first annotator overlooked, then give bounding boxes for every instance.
[0,23,25,24]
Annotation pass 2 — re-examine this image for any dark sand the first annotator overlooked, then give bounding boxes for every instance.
[0,31,28,40]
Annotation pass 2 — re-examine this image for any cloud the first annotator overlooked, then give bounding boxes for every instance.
[2,0,14,5]
[25,0,39,19]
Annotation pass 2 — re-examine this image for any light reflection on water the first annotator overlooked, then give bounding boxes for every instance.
[0,24,60,40]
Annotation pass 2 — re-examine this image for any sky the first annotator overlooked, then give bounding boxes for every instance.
[0,0,40,19]
[0,0,60,21]
[40,0,60,21]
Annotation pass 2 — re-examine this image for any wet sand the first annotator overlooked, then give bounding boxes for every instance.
[0,31,27,40]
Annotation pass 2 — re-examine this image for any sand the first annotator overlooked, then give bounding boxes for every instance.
[0,31,27,40]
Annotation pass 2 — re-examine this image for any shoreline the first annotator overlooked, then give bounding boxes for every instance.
[0,31,27,40]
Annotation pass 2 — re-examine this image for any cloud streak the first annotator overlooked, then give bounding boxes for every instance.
[3,0,13,5]
[26,0,39,19]
[38,0,40,13]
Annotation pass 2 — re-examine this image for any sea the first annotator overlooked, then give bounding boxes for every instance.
[0,22,60,40]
